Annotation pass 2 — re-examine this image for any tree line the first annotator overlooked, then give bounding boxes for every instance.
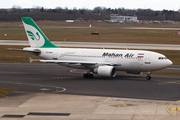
[0,6,180,21]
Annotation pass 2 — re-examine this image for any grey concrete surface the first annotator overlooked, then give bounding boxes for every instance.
[1,40,180,50]
[0,63,180,119]
[0,93,179,120]
[1,26,180,30]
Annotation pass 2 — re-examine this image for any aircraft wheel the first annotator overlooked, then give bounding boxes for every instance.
[83,74,94,78]
[88,74,94,78]
[146,76,151,80]
[83,74,88,78]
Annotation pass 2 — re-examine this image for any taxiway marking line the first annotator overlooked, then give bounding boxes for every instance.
[171,107,180,111]
[167,100,180,119]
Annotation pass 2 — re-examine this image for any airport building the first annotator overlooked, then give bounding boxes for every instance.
[110,15,138,23]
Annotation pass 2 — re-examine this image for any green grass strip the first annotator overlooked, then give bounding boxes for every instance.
[0,87,19,98]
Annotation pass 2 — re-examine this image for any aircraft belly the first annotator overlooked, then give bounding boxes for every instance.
[59,63,86,69]
[39,54,53,60]
[115,66,125,71]
[129,62,142,71]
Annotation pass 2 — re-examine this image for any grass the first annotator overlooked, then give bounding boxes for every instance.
[38,22,180,28]
[1,28,180,44]
[0,46,40,63]
[1,21,180,28]
[0,22,179,64]
[0,87,19,98]
[150,50,180,65]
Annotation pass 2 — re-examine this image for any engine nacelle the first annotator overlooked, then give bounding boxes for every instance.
[93,66,116,77]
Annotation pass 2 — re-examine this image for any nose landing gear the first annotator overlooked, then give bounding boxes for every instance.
[146,72,151,80]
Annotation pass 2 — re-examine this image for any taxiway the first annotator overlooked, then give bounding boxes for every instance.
[1,40,180,50]
[0,63,180,119]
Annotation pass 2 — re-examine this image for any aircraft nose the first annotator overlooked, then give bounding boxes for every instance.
[166,59,173,67]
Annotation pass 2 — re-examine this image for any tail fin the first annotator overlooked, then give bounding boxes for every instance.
[21,17,59,48]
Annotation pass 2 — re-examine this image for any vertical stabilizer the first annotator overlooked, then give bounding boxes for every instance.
[21,17,59,48]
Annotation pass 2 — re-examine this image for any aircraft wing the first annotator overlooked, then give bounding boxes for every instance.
[40,60,121,66]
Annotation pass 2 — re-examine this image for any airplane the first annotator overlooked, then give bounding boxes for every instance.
[10,17,173,80]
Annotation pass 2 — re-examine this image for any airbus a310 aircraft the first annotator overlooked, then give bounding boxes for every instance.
[10,17,172,80]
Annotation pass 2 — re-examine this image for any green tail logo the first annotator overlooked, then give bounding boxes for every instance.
[27,30,40,41]
[22,17,59,48]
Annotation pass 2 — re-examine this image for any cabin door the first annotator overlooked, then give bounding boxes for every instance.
[145,54,151,64]
[53,50,58,60]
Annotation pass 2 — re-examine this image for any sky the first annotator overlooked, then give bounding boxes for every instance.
[0,0,180,11]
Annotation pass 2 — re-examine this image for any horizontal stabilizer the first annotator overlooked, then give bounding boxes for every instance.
[28,57,40,63]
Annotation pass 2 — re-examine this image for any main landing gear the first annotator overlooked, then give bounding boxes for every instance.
[83,69,94,78]
[146,72,151,80]
[83,73,94,78]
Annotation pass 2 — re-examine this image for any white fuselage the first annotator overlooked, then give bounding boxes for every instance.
[20,17,173,79]
[26,47,172,73]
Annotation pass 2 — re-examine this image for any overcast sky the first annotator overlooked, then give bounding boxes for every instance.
[1,0,180,11]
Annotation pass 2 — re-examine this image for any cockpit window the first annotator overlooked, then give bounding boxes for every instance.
[158,57,167,60]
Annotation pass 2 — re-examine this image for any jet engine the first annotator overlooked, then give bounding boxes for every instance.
[93,66,116,77]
